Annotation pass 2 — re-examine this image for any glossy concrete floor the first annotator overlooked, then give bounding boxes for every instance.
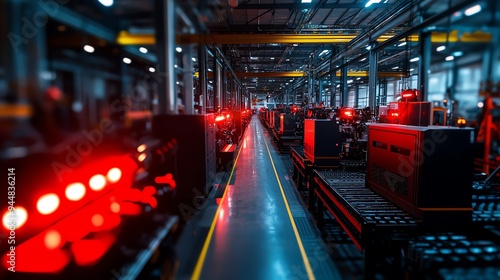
[191,116,341,280]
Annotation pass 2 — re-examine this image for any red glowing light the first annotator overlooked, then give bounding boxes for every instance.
[44,229,63,250]
[391,112,399,117]
[226,114,230,118]
[155,173,176,188]
[138,153,147,162]
[37,194,60,215]
[215,115,225,122]
[91,214,104,227]
[110,202,120,213]
[2,206,28,230]
[106,167,122,183]
[137,144,147,153]
[65,182,86,201]
[89,174,106,191]
[71,233,115,266]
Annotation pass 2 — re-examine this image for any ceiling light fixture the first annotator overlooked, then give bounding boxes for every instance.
[139,47,148,53]
[397,42,406,47]
[176,47,182,53]
[410,57,419,62]
[465,4,481,16]
[98,0,113,7]
[83,45,95,53]
[122,57,131,64]
[436,45,446,52]
[365,0,381,8]
[445,56,454,61]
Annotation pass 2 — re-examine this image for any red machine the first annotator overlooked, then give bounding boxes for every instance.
[366,123,474,222]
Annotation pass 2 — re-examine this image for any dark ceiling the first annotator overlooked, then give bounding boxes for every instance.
[60,0,494,98]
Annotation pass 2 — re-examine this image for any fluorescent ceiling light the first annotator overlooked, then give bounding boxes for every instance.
[293,43,299,47]
[301,0,312,2]
[356,77,361,80]
[410,57,419,62]
[465,4,481,16]
[365,0,381,8]
[83,45,95,53]
[319,50,330,56]
[436,45,446,52]
[409,68,414,71]
[176,47,182,53]
[347,79,353,84]
[397,42,406,47]
[98,0,113,7]
[271,57,275,60]
[366,45,372,50]
[122,57,131,64]
[392,66,399,69]
[139,47,148,53]
[149,67,155,73]
[192,57,197,62]
[445,56,454,61]
[360,58,366,62]
[452,51,463,57]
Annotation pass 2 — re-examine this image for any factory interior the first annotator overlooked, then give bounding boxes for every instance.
[1,0,500,279]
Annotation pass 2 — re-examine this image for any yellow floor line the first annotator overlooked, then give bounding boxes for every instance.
[191,129,246,280]
[263,126,316,280]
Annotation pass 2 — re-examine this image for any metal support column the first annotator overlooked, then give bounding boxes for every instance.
[368,45,378,109]
[215,60,222,110]
[198,45,207,114]
[155,0,177,114]
[418,31,431,101]
[354,84,359,108]
[182,44,194,114]
[3,0,48,101]
[342,64,348,106]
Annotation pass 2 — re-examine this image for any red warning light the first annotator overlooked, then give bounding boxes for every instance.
[106,168,122,183]
[65,182,86,201]
[155,173,176,188]
[2,206,28,230]
[44,229,63,250]
[89,174,106,191]
[37,194,60,215]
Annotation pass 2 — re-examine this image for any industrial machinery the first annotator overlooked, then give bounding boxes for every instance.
[385,101,432,126]
[304,119,342,167]
[366,123,474,222]
[152,114,216,210]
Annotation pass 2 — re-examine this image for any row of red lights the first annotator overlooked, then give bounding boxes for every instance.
[2,167,122,231]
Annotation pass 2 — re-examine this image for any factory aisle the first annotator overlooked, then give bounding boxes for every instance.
[192,116,340,280]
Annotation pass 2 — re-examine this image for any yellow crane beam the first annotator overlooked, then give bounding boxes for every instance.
[117,31,491,45]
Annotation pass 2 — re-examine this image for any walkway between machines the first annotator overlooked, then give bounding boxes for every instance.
[192,115,341,280]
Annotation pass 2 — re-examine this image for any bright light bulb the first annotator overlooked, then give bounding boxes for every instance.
[65,182,86,201]
[89,174,106,191]
[37,194,60,215]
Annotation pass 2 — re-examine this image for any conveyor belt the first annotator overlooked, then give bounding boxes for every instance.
[314,170,417,250]
[472,194,500,223]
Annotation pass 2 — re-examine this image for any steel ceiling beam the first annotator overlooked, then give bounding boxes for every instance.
[232,71,406,78]
[118,31,492,46]
[235,3,387,9]
[235,72,307,78]
[118,31,419,45]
